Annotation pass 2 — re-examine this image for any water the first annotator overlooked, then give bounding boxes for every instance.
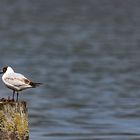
[0,0,140,139]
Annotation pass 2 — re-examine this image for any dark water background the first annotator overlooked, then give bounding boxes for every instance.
[0,0,140,139]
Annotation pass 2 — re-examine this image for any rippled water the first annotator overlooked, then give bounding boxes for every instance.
[0,0,140,140]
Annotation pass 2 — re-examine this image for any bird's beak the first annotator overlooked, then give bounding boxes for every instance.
[0,71,3,74]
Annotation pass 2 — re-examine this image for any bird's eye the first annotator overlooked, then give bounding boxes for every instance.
[3,67,8,73]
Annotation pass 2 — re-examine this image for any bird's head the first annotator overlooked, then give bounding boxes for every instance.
[0,66,14,74]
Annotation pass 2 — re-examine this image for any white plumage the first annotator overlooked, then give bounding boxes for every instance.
[0,66,42,101]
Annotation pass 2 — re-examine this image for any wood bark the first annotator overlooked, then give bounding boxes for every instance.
[0,99,29,140]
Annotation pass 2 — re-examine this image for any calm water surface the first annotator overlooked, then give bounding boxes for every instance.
[0,1,140,140]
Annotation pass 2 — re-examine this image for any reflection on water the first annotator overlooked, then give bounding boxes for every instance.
[0,0,140,140]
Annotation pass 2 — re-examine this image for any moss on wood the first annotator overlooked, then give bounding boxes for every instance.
[0,99,29,140]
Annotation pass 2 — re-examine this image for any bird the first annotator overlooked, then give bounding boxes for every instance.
[0,66,42,101]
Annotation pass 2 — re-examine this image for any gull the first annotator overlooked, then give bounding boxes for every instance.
[0,66,42,101]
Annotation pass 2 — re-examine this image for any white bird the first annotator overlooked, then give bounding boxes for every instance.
[0,66,42,101]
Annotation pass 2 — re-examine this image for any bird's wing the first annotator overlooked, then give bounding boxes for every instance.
[4,73,31,87]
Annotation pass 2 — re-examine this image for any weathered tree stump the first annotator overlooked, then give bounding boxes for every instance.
[0,98,29,140]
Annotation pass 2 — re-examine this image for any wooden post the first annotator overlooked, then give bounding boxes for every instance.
[0,98,29,140]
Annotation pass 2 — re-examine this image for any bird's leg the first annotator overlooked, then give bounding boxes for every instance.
[12,90,15,101]
[16,92,19,102]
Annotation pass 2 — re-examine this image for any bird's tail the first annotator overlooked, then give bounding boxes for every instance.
[30,82,43,88]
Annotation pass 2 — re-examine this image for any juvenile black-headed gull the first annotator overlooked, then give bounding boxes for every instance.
[0,66,42,101]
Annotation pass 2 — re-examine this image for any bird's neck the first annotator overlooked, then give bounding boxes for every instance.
[6,67,14,74]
